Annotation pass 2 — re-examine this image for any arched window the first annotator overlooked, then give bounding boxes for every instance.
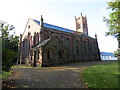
[47,50,50,60]
[76,23,81,30]
[62,38,65,45]
[84,41,87,55]
[59,50,62,59]
[75,40,79,55]
[37,33,39,44]
[33,33,36,45]
[83,23,86,28]
[90,42,93,55]
[30,36,32,48]
[59,50,64,59]
[65,38,70,48]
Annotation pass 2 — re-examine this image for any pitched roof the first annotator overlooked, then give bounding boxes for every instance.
[33,19,74,33]
[100,52,115,57]
[33,19,93,39]
[35,38,51,48]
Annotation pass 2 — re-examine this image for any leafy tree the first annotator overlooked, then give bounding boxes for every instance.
[103,1,120,59]
[0,20,19,71]
[103,1,120,46]
[114,48,120,59]
[2,48,16,71]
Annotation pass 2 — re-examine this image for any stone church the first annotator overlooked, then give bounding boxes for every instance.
[18,13,101,67]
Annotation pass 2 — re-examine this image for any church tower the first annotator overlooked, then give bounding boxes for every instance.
[75,13,88,35]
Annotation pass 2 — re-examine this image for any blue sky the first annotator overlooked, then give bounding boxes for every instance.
[0,0,118,52]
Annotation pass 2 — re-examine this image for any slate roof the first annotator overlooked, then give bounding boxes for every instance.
[100,52,115,57]
[33,19,93,39]
[35,38,51,48]
[33,19,74,33]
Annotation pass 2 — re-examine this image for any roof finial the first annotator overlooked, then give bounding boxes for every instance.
[81,13,82,16]
[95,33,97,40]
[41,15,43,21]
[40,15,44,27]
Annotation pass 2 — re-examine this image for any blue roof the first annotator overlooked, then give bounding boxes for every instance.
[100,52,115,56]
[33,19,74,33]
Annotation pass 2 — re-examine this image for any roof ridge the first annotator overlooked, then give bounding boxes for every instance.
[33,19,74,33]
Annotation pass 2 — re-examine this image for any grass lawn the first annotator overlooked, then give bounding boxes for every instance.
[1,71,12,79]
[82,61,119,88]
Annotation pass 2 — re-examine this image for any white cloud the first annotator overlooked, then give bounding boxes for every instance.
[92,27,118,52]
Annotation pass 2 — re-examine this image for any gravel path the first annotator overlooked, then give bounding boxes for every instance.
[2,61,114,88]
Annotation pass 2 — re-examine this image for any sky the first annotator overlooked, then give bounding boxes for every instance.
[0,0,118,53]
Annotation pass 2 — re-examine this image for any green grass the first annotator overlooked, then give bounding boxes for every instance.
[82,61,119,88]
[1,71,12,79]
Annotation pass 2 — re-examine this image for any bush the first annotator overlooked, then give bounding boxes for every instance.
[2,48,16,71]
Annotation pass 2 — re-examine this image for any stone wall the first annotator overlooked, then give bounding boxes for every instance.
[18,19,101,67]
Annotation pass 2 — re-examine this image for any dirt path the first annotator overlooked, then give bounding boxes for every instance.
[2,61,113,88]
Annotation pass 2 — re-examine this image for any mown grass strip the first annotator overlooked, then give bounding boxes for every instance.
[82,61,119,88]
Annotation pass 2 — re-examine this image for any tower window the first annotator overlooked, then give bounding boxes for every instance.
[79,24,81,28]
[76,23,80,30]
[28,25,30,29]
[83,24,86,28]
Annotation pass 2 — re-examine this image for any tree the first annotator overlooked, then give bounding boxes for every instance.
[114,48,120,59]
[0,20,19,71]
[103,1,120,59]
[103,1,120,47]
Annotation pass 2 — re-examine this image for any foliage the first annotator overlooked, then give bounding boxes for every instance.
[82,62,119,88]
[1,71,12,79]
[0,20,19,71]
[2,48,16,71]
[103,1,120,48]
[114,48,120,59]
